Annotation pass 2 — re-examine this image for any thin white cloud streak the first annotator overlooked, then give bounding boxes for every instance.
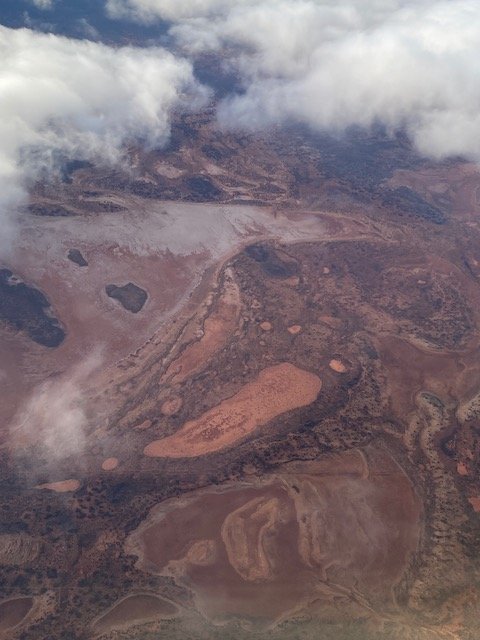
[76,18,101,40]
[0,26,209,253]
[106,0,256,22]
[107,0,480,161]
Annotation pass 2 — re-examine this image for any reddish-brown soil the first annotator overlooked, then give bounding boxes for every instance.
[127,449,420,623]
[389,163,480,222]
[92,594,177,635]
[0,597,33,631]
[4,114,480,639]
[164,281,240,385]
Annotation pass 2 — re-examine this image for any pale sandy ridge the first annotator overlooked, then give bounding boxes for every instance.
[35,479,80,493]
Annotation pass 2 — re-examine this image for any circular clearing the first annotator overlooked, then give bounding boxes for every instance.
[329,359,347,373]
[102,458,119,471]
[287,325,302,335]
[457,462,469,476]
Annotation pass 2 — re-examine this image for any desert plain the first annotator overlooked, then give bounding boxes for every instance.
[1,115,480,640]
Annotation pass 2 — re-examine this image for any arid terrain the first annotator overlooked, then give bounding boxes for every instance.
[1,112,480,640]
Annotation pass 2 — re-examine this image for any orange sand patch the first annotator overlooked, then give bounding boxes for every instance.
[287,325,302,335]
[165,280,239,385]
[36,479,80,493]
[161,397,183,416]
[319,315,342,329]
[102,458,119,471]
[468,497,480,512]
[468,496,480,513]
[329,359,347,373]
[457,462,469,476]
[144,363,322,458]
[260,322,272,331]
[221,496,282,582]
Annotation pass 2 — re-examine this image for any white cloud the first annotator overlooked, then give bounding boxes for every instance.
[0,26,209,253]
[30,0,54,9]
[76,18,101,40]
[106,0,254,22]
[107,0,480,162]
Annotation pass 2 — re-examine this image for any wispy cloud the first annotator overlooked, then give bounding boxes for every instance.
[108,0,480,162]
[30,0,54,10]
[10,350,103,460]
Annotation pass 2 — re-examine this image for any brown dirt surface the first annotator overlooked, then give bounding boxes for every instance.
[6,112,480,639]
[164,275,240,384]
[127,449,420,623]
[92,594,177,635]
[144,363,322,458]
[0,597,34,631]
[160,397,183,416]
[0,535,39,566]
[4,195,309,429]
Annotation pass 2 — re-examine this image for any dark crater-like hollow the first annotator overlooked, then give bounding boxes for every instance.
[0,269,65,347]
[67,249,88,267]
[244,244,299,278]
[184,175,223,201]
[106,282,148,313]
